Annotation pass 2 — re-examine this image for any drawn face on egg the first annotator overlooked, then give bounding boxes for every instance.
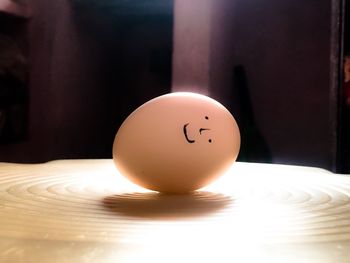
[113,92,241,194]
[183,115,212,144]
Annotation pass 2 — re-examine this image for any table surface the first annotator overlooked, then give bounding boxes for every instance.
[0,160,350,262]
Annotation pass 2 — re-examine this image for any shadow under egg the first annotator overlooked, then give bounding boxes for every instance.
[102,191,233,220]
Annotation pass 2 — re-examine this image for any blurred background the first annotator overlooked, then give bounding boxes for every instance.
[0,0,349,173]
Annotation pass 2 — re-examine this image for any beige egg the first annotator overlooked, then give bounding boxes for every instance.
[113,92,240,193]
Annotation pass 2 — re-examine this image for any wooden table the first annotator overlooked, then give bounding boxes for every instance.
[0,160,350,262]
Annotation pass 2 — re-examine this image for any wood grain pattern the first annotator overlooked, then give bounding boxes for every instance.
[0,160,350,262]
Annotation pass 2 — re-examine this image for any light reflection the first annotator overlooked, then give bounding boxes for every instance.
[107,162,341,263]
[0,160,347,262]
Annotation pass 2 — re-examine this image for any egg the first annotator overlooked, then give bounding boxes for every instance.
[112,92,240,193]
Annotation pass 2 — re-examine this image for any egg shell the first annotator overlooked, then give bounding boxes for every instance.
[113,92,240,193]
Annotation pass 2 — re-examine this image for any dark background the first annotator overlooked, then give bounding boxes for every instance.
[0,0,348,173]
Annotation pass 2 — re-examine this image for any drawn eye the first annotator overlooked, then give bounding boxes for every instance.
[205,116,209,120]
[208,139,212,143]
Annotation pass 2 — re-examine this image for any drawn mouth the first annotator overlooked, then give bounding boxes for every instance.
[183,123,195,143]
[183,124,211,144]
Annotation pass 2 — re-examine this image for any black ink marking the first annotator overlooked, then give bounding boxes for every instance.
[199,128,210,134]
[205,116,209,120]
[183,123,195,143]
[208,139,212,143]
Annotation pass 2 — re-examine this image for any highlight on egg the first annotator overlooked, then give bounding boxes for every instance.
[112,92,240,194]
